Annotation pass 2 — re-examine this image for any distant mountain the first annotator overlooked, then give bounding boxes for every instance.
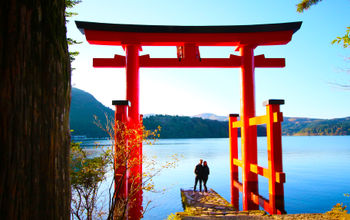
[70,88,350,138]
[70,88,114,138]
[193,113,228,122]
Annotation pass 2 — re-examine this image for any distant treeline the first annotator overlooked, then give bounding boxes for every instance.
[70,87,350,138]
[143,115,268,138]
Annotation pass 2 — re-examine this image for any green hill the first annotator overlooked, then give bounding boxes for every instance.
[70,87,114,138]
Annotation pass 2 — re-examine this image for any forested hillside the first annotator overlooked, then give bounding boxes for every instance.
[281,117,320,135]
[281,117,350,136]
[70,88,114,138]
[293,117,350,136]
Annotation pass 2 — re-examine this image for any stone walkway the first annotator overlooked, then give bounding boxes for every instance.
[169,189,350,220]
[180,189,237,216]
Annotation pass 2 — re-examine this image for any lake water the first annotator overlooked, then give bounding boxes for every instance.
[81,136,350,219]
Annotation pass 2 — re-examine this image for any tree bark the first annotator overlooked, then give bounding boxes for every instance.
[0,0,71,219]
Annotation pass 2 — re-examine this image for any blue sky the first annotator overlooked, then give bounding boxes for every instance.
[67,0,350,119]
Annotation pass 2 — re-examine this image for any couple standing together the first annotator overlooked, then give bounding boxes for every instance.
[194,159,210,192]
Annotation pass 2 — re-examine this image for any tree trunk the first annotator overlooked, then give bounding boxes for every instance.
[0,0,71,219]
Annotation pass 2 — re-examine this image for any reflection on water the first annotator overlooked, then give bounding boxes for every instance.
[80,136,350,219]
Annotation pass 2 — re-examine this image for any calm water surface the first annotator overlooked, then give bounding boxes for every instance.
[81,136,350,219]
[141,136,350,219]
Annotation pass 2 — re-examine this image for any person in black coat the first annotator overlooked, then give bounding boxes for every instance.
[193,159,203,192]
[202,161,210,193]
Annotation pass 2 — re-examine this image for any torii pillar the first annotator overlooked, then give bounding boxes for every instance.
[240,45,259,210]
[112,100,130,218]
[125,44,143,219]
[125,45,140,127]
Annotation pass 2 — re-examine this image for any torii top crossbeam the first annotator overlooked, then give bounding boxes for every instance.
[76,21,301,68]
[76,21,301,46]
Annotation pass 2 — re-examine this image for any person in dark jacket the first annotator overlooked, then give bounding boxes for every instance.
[202,161,210,193]
[193,159,203,192]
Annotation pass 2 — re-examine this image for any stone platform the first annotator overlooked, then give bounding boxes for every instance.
[175,189,268,219]
[169,189,350,220]
[180,189,236,216]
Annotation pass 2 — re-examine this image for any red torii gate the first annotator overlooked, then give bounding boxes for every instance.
[76,21,301,218]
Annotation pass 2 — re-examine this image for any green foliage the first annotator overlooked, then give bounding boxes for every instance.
[297,0,350,49]
[70,142,110,188]
[331,203,347,213]
[66,0,82,10]
[296,0,322,12]
[65,0,82,20]
[325,203,350,219]
[167,213,182,220]
[65,0,82,62]
[70,141,111,219]
[332,27,350,48]
[72,113,180,219]
[67,38,82,62]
